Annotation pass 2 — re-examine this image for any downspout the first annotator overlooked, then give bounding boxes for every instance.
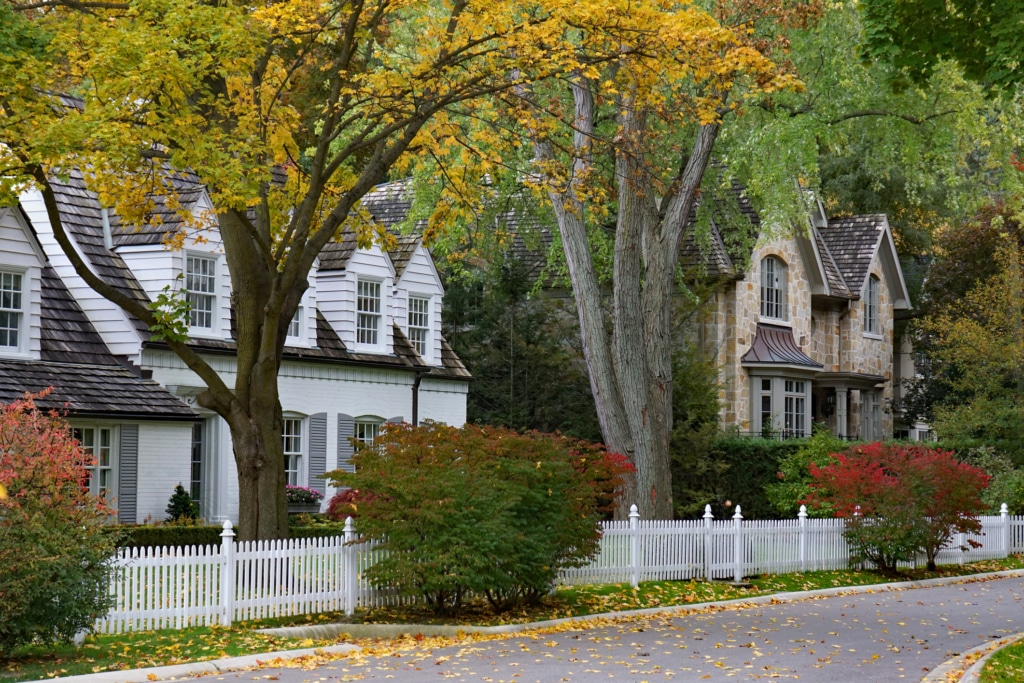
[411,369,428,426]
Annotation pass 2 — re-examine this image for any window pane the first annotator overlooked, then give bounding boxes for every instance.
[282,418,302,486]
[357,280,381,345]
[288,307,302,338]
[185,256,216,329]
[0,272,23,348]
[408,296,430,355]
[191,422,205,502]
[355,420,381,446]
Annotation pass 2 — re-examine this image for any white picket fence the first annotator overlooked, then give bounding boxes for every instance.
[94,505,1024,634]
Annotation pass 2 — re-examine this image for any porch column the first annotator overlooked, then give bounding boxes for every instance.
[835,386,848,438]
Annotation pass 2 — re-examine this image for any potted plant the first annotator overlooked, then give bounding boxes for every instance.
[285,485,324,514]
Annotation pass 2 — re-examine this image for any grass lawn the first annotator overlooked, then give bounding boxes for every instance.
[981,641,1024,683]
[4,555,1023,681]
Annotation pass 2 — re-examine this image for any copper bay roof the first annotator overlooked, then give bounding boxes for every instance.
[740,323,822,368]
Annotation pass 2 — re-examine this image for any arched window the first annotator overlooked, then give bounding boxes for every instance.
[760,256,787,320]
[864,275,880,334]
[354,416,385,446]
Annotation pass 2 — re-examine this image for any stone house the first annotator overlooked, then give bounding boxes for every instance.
[9,175,469,524]
[686,196,912,439]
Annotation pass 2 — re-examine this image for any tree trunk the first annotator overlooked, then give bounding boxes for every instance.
[226,397,290,542]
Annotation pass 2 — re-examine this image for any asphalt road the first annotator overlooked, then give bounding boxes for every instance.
[198,576,1024,683]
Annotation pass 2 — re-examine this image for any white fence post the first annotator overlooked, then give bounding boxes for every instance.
[1001,503,1010,557]
[703,504,714,582]
[344,516,357,616]
[219,520,235,627]
[798,505,807,572]
[733,505,743,583]
[629,504,640,589]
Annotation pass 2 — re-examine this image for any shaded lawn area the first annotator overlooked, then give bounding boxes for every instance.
[5,555,1024,681]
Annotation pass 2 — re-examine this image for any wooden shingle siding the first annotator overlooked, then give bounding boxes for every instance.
[118,424,139,524]
[308,412,327,495]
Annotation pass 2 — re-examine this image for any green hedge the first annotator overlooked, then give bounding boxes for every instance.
[114,521,349,548]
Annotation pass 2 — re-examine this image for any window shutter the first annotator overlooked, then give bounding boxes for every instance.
[337,413,355,473]
[308,413,327,495]
[118,424,139,524]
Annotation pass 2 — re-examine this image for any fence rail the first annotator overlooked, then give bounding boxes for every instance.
[95,506,1024,634]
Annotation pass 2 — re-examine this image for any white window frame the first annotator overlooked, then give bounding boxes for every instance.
[760,256,787,321]
[0,268,26,354]
[286,305,304,343]
[864,274,881,336]
[356,277,383,349]
[73,425,118,509]
[354,416,385,447]
[750,375,812,438]
[184,253,218,333]
[407,294,432,360]
[282,415,305,487]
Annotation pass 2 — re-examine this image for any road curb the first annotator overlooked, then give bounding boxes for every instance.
[46,644,360,683]
[922,633,1024,683]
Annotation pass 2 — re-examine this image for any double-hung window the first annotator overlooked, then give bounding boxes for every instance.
[185,255,217,330]
[864,275,880,334]
[407,295,431,357]
[287,306,303,339]
[74,426,116,503]
[356,279,381,346]
[760,256,787,320]
[354,417,383,446]
[282,417,303,486]
[0,271,23,350]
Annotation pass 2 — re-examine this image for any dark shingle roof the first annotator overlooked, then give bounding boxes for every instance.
[678,182,760,279]
[428,337,472,380]
[49,172,152,335]
[318,231,359,272]
[0,361,195,419]
[813,229,853,299]
[360,178,415,230]
[817,215,887,297]
[389,234,421,279]
[111,168,206,247]
[40,266,118,365]
[741,323,822,368]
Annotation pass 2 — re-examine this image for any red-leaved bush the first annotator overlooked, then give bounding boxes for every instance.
[0,394,118,650]
[804,443,989,573]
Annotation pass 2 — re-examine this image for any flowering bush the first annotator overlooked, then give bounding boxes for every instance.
[0,393,119,650]
[285,485,324,505]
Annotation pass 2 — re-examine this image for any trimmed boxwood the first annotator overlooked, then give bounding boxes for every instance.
[113,521,349,548]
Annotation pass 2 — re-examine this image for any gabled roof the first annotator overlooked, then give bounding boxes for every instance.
[741,324,822,369]
[812,229,853,299]
[40,266,119,365]
[48,172,152,335]
[817,214,888,296]
[111,168,206,247]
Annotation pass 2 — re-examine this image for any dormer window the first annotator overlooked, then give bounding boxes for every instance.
[0,270,24,350]
[185,254,216,330]
[760,256,787,320]
[356,278,381,346]
[407,295,431,358]
[864,275,880,334]
[287,306,302,339]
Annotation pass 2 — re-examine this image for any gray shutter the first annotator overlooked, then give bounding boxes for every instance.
[118,424,139,524]
[308,413,327,495]
[387,416,404,424]
[337,413,355,473]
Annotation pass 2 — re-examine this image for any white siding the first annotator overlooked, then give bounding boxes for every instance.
[316,273,351,347]
[116,245,177,302]
[395,246,444,364]
[345,246,395,354]
[19,190,143,357]
[135,421,194,523]
[0,208,44,360]
[419,378,469,425]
